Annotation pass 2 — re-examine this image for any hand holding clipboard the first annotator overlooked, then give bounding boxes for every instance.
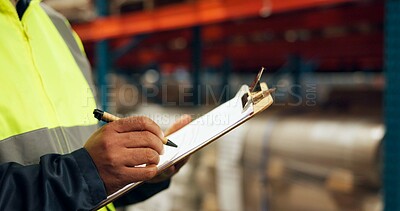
[92,68,274,210]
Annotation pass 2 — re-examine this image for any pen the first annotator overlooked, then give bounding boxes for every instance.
[93,109,178,148]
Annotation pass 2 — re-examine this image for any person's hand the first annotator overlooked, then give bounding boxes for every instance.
[84,116,164,195]
[148,114,192,183]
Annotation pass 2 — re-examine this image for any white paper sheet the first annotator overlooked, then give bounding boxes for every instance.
[158,85,253,170]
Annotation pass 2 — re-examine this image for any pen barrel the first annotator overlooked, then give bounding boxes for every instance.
[93,109,178,148]
[102,112,167,144]
[102,112,120,122]
[162,137,168,145]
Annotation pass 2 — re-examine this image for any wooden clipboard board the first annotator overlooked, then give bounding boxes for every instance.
[92,68,274,210]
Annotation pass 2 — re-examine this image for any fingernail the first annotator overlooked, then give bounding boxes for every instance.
[161,146,165,155]
[162,131,165,137]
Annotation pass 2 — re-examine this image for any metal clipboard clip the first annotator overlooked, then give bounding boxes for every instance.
[241,67,275,113]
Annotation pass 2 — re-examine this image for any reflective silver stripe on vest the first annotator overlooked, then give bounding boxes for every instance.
[0,125,97,165]
[40,3,97,96]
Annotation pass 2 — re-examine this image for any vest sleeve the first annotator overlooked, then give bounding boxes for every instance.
[0,148,107,210]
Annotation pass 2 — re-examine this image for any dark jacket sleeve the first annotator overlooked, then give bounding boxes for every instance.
[0,148,107,211]
[113,180,171,207]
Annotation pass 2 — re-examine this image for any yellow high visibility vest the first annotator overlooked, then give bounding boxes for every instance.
[0,1,113,210]
[0,0,97,147]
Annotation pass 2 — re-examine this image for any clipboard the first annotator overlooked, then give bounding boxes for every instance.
[92,68,274,210]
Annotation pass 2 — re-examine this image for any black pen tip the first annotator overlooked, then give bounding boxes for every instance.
[93,109,104,121]
[166,139,178,148]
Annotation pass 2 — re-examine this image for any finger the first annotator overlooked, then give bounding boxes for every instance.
[165,114,192,136]
[119,131,164,155]
[146,166,176,183]
[110,116,164,139]
[159,166,176,177]
[123,165,158,182]
[123,148,160,167]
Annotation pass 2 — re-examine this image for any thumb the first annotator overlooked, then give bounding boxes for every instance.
[165,114,192,136]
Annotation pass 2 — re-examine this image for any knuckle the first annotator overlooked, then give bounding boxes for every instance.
[153,153,160,164]
[100,141,119,165]
[145,149,159,163]
[139,116,158,130]
[103,151,116,167]
[143,132,162,152]
[153,141,163,155]
[136,116,148,129]
[144,167,157,180]
[141,116,152,124]
[101,137,114,151]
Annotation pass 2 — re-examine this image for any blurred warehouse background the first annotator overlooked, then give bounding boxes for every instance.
[43,0,399,210]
